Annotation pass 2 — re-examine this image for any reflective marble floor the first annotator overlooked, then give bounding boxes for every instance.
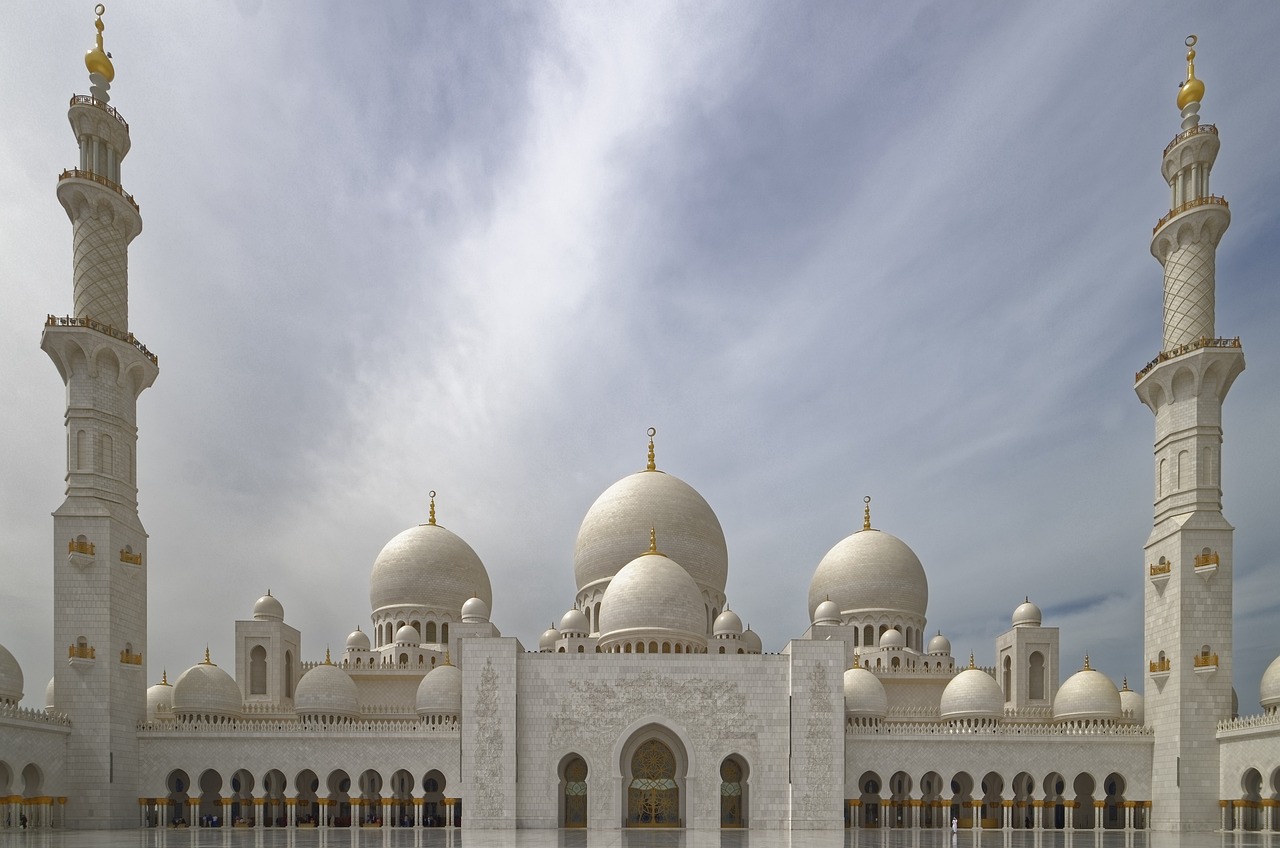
[0,831,1276,848]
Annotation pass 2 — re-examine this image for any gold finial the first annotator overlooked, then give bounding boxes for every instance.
[84,5,116,83]
[324,647,333,665]
[968,652,976,670]
[862,496,872,531]
[851,653,860,667]
[646,427,657,471]
[160,669,169,686]
[1083,654,1091,671]
[1121,676,1129,692]
[442,650,452,667]
[428,491,437,526]
[1177,35,1205,110]
[202,646,214,666]
[643,526,662,556]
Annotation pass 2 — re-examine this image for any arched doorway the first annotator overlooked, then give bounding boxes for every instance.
[561,755,588,828]
[858,771,882,828]
[165,770,190,825]
[1241,769,1264,831]
[626,739,680,827]
[294,769,319,826]
[888,771,912,827]
[422,770,446,826]
[229,769,254,825]
[1043,772,1066,829]
[327,770,351,827]
[950,772,974,828]
[980,772,1004,828]
[198,769,222,825]
[1012,772,1035,829]
[1103,772,1128,830]
[920,772,945,828]
[358,770,383,825]
[389,769,414,827]
[1072,773,1096,830]
[720,756,748,827]
[262,770,286,827]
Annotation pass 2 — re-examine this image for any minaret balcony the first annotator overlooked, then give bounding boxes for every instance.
[1193,653,1219,674]
[1134,336,1241,383]
[69,94,128,132]
[1163,122,1217,158]
[67,538,95,567]
[1153,194,1229,235]
[45,314,158,366]
[68,643,96,665]
[119,649,143,666]
[57,168,138,212]
[1149,562,1171,593]
[119,549,142,566]
[1194,551,1219,580]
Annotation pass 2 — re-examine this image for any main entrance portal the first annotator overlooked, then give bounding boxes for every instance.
[627,739,680,827]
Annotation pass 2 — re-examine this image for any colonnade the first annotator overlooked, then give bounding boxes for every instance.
[1222,799,1280,832]
[0,796,66,829]
[137,795,460,828]
[848,798,1149,831]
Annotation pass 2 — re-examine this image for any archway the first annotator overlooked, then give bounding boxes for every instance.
[888,771,912,828]
[1072,773,1096,830]
[858,771,882,828]
[561,755,588,828]
[327,770,351,827]
[920,772,945,828]
[1241,768,1264,831]
[1012,772,1035,829]
[720,756,748,828]
[422,770,446,827]
[294,769,319,825]
[1043,773,1066,829]
[229,768,255,825]
[262,770,286,827]
[165,770,190,825]
[625,738,682,827]
[198,769,222,825]
[358,769,383,825]
[1103,772,1127,830]
[980,772,1004,828]
[950,772,974,828]
[389,769,414,827]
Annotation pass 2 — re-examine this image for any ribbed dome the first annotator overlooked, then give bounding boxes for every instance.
[461,595,490,623]
[808,528,928,621]
[1012,598,1042,628]
[940,667,1003,720]
[416,662,462,717]
[713,608,743,637]
[1260,655,1280,710]
[598,551,707,649]
[879,628,905,649]
[574,470,727,594]
[1053,663,1121,722]
[741,627,762,654]
[146,676,174,722]
[813,598,841,625]
[294,662,360,719]
[173,659,242,717]
[346,627,371,651]
[253,591,284,621]
[559,609,589,636]
[844,667,888,718]
[1120,681,1144,725]
[927,632,952,655]
[395,624,421,646]
[369,522,492,618]
[539,625,561,652]
[0,642,23,705]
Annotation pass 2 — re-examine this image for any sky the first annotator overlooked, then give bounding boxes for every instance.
[2,4,1280,715]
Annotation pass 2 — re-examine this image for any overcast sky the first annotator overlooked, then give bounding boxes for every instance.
[3,4,1279,715]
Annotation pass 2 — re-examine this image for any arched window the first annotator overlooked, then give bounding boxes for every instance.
[424,622,437,643]
[99,433,113,475]
[1029,651,1045,700]
[250,645,268,695]
[441,623,449,643]
[76,430,86,470]
[284,651,294,698]
[1003,656,1012,702]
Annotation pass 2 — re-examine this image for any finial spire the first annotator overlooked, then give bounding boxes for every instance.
[202,646,213,665]
[428,491,436,526]
[646,427,657,471]
[160,669,169,685]
[645,526,661,555]
[1177,35,1205,115]
[968,652,976,669]
[1083,654,1092,671]
[84,5,115,97]
[324,647,332,665]
[862,496,872,531]
[1122,676,1130,692]
[443,650,452,667]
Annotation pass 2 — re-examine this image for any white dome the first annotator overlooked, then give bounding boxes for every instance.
[574,469,728,595]
[146,675,174,722]
[45,676,56,713]
[813,598,841,625]
[879,628,905,649]
[1120,680,1144,724]
[559,608,590,636]
[598,551,707,650]
[940,666,1003,720]
[416,661,462,717]
[461,595,490,623]
[395,624,421,646]
[0,642,23,705]
[741,627,762,654]
[1012,598,1042,628]
[539,625,561,652]
[1053,662,1122,722]
[346,627,371,652]
[1260,655,1280,710]
[369,522,492,619]
[294,662,360,719]
[713,608,743,637]
[844,667,888,718]
[808,528,928,621]
[252,591,284,621]
[927,632,952,655]
[173,658,242,718]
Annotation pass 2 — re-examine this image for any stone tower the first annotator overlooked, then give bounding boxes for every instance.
[40,6,157,828]
[1135,36,1243,833]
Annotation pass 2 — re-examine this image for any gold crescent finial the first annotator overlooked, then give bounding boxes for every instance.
[646,427,657,471]
[428,491,437,526]
[161,669,169,685]
[1177,34,1204,110]
[862,495,872,531]
[648,526,659,554]
[84,4,115,83]
[968,652,976,670]
[1083,654,1091,671]
[202,646,213,665]
[324,647,333,665]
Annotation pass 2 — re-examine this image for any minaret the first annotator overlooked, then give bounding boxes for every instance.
[1135,36,1243,833]
[40,6,157,828]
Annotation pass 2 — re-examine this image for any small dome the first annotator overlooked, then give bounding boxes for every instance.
[1053,660,1121,722]
[346,627,371,652]
[927,632,952,655]
[1120,679,1144,725]
[172,656,242,718]
[416,661,462,718]
[560,608,590,636]
[369,522,492,620]
[539,625,561,652]
[395,624,421,646]
[574,468,728,595]
[1012,598,1042,628]
[879,628,905,649]
[0,642,23,705]
[294,661,360,719]
[461,595,490,624]
[1260,655,1280,710]
[713,608,743,637]
[253,591,284,621]
[940,665,1003,720]
[146,674,174,722]
[808,527,928,621]
[45,677,56,713]
[741,627,762,654]
[844,667,888,718]
[598,550,707,650]
[813,598,841,626]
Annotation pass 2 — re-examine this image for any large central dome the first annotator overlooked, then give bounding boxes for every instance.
[369,522,492,617]
[574,469,727,594]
